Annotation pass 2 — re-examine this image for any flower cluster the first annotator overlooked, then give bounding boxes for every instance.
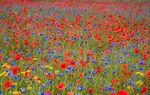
[0,0,150,95]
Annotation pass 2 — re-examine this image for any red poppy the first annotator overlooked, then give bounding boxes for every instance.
[69,60,76,67]
[79,59,87,67]
[24,39,28,46]
[122,64,127,69]
[14,54,22,60]
[60,63,67,69]
[30,42,35,48]
[86,88,94,93]
[11,66,21,75]
[142,54,148,60]
[94,66,102,74]
[145,69,150,77]
[140,85,147,94]
[134,48,139,53]
[0,54,2,60]
[53,58,59,63]
[24,57,31,61]
[9,51,15,55]
[46,73,54,79]
[117,90,128,95]
[78,72,84,77]
[3,80,13,90]
[25,72,30,77]
[56,82,65,90]
[109,92,116,95]
[111,78,120,85]
[87,50,92,56]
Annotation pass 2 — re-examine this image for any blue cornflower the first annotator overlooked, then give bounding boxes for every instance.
[85,76,91,79]
[100,58,105,61]
[65,69,69,73]
[77,85,84,90]
[86,56,90,60]
[10,60,15,66]
[67,66,72,70]
[104,61,109,65]
[46,80,52,85]
[108,87,112,91]
[138,61,143,65]
[7,72,12,76]
[91,59,96,63]
[139,67,143,71]
[75,93,80,95]
[58,73,63,77]
[11,85,15,88]
[57,42,61,45]
[39,92,44,95]
[4,56,8,60]
[13,76,18,80]
[40,84,45,88]
[37,49,42,53]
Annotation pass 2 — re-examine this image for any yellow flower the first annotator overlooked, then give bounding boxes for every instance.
[33,57,37,61]
[127,86,131,90]
[136,80,143,86]
[18,70,31,75]
[13,83,17,86]
[27,86,32,90]
[0,72,6,76]
[45,65,49,68]
[17,72,24,75]
[55,70,59,75]
[37,80,42,84]
[135,72,144,76]
[49,66,53,70]
[45,66,53,70]
[26,70,31,73]
[13,91,21,95]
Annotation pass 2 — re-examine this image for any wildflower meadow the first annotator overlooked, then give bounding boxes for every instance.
[0,0,150,95]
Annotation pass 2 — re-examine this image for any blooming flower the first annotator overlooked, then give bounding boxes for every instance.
[56,82,65,90]
[60,63,67,69]
[86,88,94,93]
[134,48,139,53]
[3,80,13,90]
[145,69,150,77]
[13,91,21,95]
[14,54,22,60]
[117,90,128,95]
[11,66,20,75]
[23,39,28,45]
[140,85,147,94]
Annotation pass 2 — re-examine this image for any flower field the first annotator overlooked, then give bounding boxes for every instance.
[0,0,150,95]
